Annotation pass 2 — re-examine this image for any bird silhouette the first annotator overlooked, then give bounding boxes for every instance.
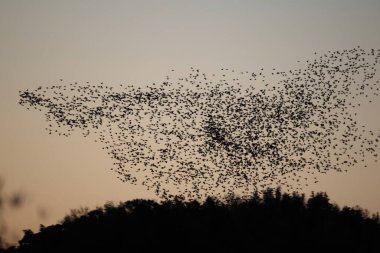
[19,47,380,200]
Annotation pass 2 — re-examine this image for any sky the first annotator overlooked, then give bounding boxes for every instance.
[1,0,380,245]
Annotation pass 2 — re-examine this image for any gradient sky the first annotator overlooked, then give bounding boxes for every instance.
[1,0,380,245]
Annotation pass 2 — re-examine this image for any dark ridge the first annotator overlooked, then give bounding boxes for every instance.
[2,188,379,252]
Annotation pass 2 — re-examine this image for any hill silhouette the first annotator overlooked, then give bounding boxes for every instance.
[1,188,379,253]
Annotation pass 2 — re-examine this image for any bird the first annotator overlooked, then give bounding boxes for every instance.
[19,47,380,201]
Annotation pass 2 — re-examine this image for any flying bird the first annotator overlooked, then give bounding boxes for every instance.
[19,47,380,200]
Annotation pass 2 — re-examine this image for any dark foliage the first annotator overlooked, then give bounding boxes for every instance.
[2,188,380,252]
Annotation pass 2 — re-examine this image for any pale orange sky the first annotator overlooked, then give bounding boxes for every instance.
[1,0,380,245]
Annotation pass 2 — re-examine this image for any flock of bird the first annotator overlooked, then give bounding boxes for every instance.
[19,47,380,200]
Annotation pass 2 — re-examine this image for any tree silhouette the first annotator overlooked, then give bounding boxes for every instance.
[1,188,379,252]
[0,177,25,251]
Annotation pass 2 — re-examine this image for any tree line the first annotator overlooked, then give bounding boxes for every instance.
[1,188,379,252]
